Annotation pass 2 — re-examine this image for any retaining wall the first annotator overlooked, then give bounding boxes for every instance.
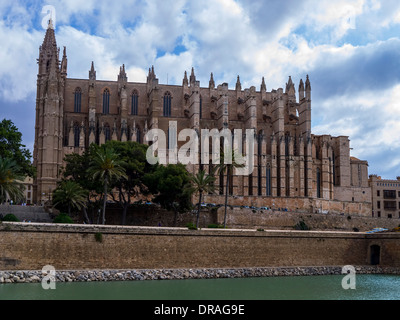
[0,222,399,271]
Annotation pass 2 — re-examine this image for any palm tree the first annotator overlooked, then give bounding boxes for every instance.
[186,170,216,229]
[0,157,24,203]
[88,147,127,225]
[216,149,245,228]
[52,180,88,216]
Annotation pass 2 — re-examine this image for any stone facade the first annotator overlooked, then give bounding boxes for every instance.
[369,175,400,219]
[33,22,371,215]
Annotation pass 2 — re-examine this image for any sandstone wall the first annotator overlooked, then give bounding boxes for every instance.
[1,223,399,271]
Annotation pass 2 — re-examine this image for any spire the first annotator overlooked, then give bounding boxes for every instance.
[183,71,188,86]
[236,75,241,91]
[305,75,311,92]
[118,64,127,82]
[38,17,59,75]
[190,67,196,86]
[48,17,54,30]
[89,61,96,81]
[61,46,67,76]
[209,72,215,89]
[299,78,305,100]
[285,76,295,94]
[147,65,157,83]
[261,77,266,92]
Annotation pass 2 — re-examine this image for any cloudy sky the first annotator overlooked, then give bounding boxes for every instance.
[1,0,400,179]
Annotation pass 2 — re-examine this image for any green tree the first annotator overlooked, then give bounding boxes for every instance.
[0,119,35,177]
[145,163,193,226]
[185,170,216,229]
[52,180,88,216]
[88,146,127,225]
[61,145,104,224]
[0,156,24,203]
[105,141,155,225]
[216,149,245,228]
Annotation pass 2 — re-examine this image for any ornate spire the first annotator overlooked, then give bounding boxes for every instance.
[89,61,96,81]
[285,76,295,94]
[118,64,127,82]
[190,67,196,86]
[147,65,156,83]
[236,75,241,91]
[209,72,215,89]
[261,77,266,92]
[183,71,188,86]
[61,46,67,76]
[305,75,311,92]
[299,78,305,92]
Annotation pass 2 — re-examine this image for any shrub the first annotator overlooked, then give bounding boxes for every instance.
[53,213,74,224]
[207,224,225,229]
[186,222,197,230]
[1,214,20,222]
[257,228,265,232]
[94,232,103,243]
[294,220,310,230]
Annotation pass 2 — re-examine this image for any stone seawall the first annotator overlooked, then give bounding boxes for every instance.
[2,266,400,284]
[1,222,400,272]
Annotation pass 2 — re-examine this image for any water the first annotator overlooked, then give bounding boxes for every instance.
[0,275,399,300]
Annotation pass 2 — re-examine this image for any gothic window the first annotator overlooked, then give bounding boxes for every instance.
[74,123,80,147]
[317,168,321,198]
[74,88,82,113]
[136,127,141,143]
[163,92,172,117]
[131,90,139,115]
[103,89,110,115]
[266,165,272,196]
[104,123,111,142]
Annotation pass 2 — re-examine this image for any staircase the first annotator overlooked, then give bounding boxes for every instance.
[0,205,52,223]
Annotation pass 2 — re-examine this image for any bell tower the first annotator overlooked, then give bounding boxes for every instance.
[33,19,65,204]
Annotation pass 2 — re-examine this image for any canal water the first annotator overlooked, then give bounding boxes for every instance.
[0,274,399,300]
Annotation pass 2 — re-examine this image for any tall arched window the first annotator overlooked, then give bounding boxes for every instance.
[163,92,172,117]
[104,123,111,142]
[74,88,82,113]
[136,127,141,143]
[266,165,272,196]
[103,89,110,115]
[317,167,321,198]
[131,90,139,115]
[74,123,80,147]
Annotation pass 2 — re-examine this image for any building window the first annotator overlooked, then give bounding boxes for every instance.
[266,166,272,196]
[104,124,111,142]
[163,92,172,117]
[316,168,321,198]
[131,90,138,115]
[136,128,141,143]
[103,89,110,115]
[384,190,396,199]
[384,201,396,211]
[74,88,82,113]
[377,201,381,209]
[74,124,80,147]
[377,190,380,197]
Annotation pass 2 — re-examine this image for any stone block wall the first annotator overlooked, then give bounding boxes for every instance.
[0,223,399,271]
